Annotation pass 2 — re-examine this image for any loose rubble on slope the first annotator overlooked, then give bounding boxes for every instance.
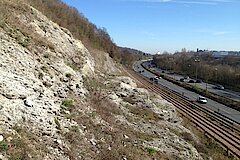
[0,1,206,160]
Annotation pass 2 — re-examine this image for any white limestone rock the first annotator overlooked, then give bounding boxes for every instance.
[0,135,3,142]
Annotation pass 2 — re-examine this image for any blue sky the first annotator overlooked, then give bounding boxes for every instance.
[62,0,240,54]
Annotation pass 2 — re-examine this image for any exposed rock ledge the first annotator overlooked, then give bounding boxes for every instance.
[0,1,203,160]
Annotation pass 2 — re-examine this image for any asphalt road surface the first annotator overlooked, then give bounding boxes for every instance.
[133,60,240,123]
[149,65,240,102]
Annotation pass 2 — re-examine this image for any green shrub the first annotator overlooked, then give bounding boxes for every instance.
[0,140,8,152]
[43,53,50,58]
[66,62,78,71]
[62,99,74,108]
[54,118,61,130]
[69,125,79,133]
[38,72,44,79]
[192,85,201,92]
[65,73,72,78]
[146,147,156,155]
[40,66,48,72]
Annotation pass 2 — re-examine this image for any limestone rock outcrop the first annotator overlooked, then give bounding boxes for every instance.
[0,1,204,159]
[0,2,94,159]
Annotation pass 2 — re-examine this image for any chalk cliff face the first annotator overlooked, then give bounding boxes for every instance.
[0,10,94,123]
[0,2,95,159]
[0,1,202,159]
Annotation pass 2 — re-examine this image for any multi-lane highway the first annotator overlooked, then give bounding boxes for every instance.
[142,61,240,102]
[133,60,240,123]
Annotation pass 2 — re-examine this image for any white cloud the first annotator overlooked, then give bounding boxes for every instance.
[195,29,231,36]
[213,31,229,35]
[174,1,217,5]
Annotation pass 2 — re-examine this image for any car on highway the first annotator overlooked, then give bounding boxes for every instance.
[196,79,202,83]
[213,84,224,90]
[180,78,185,82]
[184,76,189,79]
[197,96,207,104]
[188,79,195,83]
[157,76,162,79]
[150,76,159,84]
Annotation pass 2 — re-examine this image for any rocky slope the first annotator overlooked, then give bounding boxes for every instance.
[0,1,204,159]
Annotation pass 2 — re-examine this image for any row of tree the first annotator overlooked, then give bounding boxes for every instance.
[153,51,240,91]
[25,0,147,65]
[26,0,116,52]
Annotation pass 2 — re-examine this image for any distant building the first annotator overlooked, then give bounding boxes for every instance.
[211,51,229,58]
[229,51,240,56]
[196,48,209,53]
[196,48,240,57]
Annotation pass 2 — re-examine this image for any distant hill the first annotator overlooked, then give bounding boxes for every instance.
[119,47,150,56]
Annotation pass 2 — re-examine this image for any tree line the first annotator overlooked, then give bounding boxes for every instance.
[153,51,240,91]
[25,0,146,65]
[26,0,115,52]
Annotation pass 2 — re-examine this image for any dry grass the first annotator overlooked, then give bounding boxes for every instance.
[126,104,163,122]
[3,125,48,160]
[61,75,171,159]
[0,0,55,53]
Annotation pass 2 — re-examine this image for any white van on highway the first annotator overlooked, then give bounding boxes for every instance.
[197,96,207,104]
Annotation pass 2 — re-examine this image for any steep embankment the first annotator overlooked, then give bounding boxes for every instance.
[0,1,204,159]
